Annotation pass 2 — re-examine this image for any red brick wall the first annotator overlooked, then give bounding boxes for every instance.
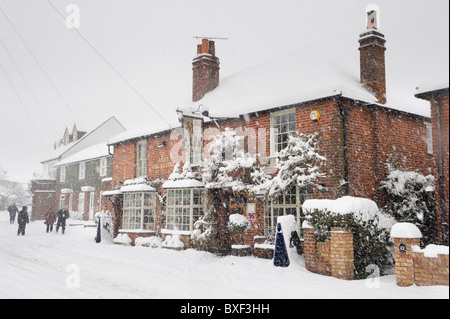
[303,227,354,279]
[414,89,448,244]
[112,141,136,183]
[413,250,449,286]
[31,179,56,221]
[345,103,434,206]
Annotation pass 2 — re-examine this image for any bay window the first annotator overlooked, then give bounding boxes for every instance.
[122,192,156,230]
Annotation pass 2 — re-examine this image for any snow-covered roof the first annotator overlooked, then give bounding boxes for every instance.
[162,179,204,189]
[41,116,125,163]
[107,123,178,146]
[185,43,432,119]
[108,41,437,146]
[120,178,156,193]
[52,142,110,167]
[415,79,450,96]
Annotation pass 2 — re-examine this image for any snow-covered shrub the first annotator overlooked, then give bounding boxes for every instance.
[114,233,132,246]
[192,190,220,254]
[381,165,437,246]
[228,212,250,233]
[259,132,326,198]
[135,236,162,248]
[201,128,268,192]
[304,197,396,279]
[162,234,185,249]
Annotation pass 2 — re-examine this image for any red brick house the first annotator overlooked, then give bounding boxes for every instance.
[104,11,435,253]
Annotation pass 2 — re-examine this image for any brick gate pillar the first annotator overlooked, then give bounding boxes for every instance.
[303,222,317,273]
[330,227,354,280]
[391,223,422,287]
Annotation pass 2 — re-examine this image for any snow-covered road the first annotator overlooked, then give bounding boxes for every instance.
[0,211,447,299]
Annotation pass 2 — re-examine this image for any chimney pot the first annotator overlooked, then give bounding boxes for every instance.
[202,39,209,54]
[209,41,215,56]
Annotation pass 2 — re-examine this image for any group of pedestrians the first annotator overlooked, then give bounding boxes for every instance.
[7,203,70,236]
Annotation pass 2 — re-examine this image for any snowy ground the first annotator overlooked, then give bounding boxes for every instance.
[0,211,447,299]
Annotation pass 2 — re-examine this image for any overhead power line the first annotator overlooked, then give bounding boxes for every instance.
[0,58,47,146]
[45,0,172,129]
[0,3,84,128]
[0,35,60,137]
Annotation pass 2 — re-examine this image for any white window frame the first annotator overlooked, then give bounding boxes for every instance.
[191,119,203,165]
[69,194,73,211]
[425,122,433,155]
[79,161,86,180]
[59,194,65,210]
[78,192,85,213]
[122,192,156,230]
[166,188,204,232]
[60,166,66,183]
[264,185,313,238]
[136,140,148,178]
[270,108,297,156]
[99,158,108,177]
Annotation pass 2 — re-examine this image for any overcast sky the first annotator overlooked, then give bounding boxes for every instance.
[0,0,448,183]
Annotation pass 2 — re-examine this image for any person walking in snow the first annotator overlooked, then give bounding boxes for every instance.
[44,208,57,233]
[56,205,70,234]
[7,203,19,224]
[17,206,29,236]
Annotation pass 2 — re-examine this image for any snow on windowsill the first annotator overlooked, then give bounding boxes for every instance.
[254,243,275,250]
[161,229,193,236]
[119,229,156,234]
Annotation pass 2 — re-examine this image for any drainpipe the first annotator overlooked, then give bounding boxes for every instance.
[336,96,350,196]
[432,94,448,245]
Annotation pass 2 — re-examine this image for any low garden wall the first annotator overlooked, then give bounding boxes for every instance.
[391,223,449,287]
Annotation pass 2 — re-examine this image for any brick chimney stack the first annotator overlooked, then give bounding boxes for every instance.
[192,39,220,102]
[359,10,387,104]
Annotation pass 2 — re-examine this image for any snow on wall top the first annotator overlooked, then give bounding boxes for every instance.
[412,244,449,258]
[391,222,422,239]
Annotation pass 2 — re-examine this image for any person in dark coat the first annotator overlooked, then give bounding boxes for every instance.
[7,203,19,224]
[17,206,29,236]
[56,205,70,234]
[44,208,57,233]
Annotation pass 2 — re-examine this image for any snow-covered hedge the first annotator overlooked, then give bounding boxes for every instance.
[303,196,396,278]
